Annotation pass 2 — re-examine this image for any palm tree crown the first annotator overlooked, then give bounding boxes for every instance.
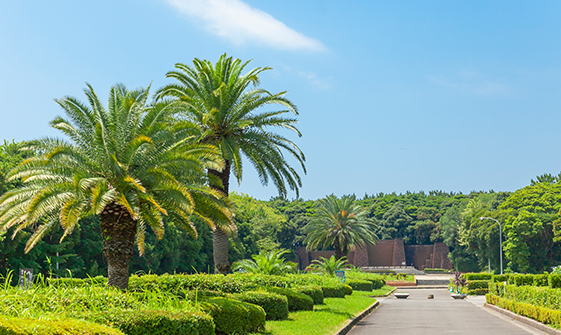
[156,54,306,273]
[304,195,378,260]
[0,83,232,289]
[232,249,296,275]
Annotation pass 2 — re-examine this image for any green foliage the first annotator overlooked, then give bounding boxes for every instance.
[513,274,535,286]
[486,294,561,328]
[346,271,386,289]
[534,274,549,286]
[80,308,215,335]
[233,290,288,321]
[231,249,296,275]
[307,256,348,276]
[461,273,493,281]
[0,315,124,335]
[292,285,324,305]
[264,287,314,311]
[549,274,561,289]
[465,280,489,290]
[304,195,378,259]
[491,274,511,283]
[346,279,372,292]
[343,284,353,295]
[200,297,265,335]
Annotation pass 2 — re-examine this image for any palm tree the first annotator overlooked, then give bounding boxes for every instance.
[0,83,233,289]
[232,249,297,275]
[307,255,348,276]
[304,195,378,260]
[156,54,306,274]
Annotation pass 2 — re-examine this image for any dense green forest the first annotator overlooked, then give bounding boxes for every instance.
[2,140,561,277]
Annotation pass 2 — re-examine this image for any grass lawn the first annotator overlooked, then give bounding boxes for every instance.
[372,285,395,296]
[261,289,387,335]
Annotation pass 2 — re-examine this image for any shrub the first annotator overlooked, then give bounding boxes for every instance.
[493,284,561,310]
[491,274,511,283]
[486,294,561,328]
[461,273,493,281]
[465,280,489,290]
[233,291,288,321]
[345,272,386,289]
[549,274,561,289]
[48,276,108,288]
[293,286,324,305]
[79,308,215,335]
[534,274,549,287]
[320,284,346,298]
[200,297,265,335]
[343,284,353,295]
[513,274,534,286]
[346,279,372,292]
[264,287,314,312]
[0,315,124,335]
[466,289,489,295]
[186,290,226,302]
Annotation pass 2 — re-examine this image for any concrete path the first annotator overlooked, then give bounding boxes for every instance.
[348,289,548,335]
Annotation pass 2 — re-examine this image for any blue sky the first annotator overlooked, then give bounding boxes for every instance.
[1,0,560,200]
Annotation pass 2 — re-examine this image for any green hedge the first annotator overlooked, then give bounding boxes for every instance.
[549,274,561,289]
[466,289,489,295]
[264,287,314,311]
[319,284,346,298]
[513,274,534,286]
[233,291,288,321]
[200,297,265,335]
[79,308,215,335]
[534,274,549,287]
[293,286,324,305]
[0,315,124,335]
[48,276,108,288]
[186,290,226,302]
[343,284,353,295]
[487,294,561,328]
[346,279,372,292]
[461,273,493,281]
[465,280,489,290]
[345,272,386,289]
[491,274,511,283]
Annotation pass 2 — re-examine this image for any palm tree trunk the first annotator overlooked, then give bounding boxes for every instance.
[100,203,137,290]
[333,238,346,260]
[208,160,232,274]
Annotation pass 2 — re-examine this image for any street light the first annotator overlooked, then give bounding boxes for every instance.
[480,217,503,275]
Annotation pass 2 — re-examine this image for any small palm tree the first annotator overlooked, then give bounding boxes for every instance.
[0,83,233,289]
[304,194,378,260]
[232,249,296,275]
[307,256,348,276]
[156,54,306,274]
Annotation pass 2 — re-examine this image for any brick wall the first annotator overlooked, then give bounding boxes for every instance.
[367,240,394,266]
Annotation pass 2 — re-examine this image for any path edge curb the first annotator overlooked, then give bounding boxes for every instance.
[484,303,561,335]
[372,287,397,297]
[333,300,380,335]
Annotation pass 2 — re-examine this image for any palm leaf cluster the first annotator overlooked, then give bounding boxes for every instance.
[304,195,378,260]
[156,54,306,197]
[232,249,296,275]
[0,84,233,287]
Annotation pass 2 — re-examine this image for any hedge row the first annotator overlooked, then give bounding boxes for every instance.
[264,287,314,312]
[0,315,124,335]
[232,291,288,321]
[346,279,373,292]
[486,294,561,328]
[293,285,324,305]
[78,308,216,335]
[461,273,493,281]
[345,272,386,289]
[488,282,561,310]
[491,274,561,288]
[200,297,265,335]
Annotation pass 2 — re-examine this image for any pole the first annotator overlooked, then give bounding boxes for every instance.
[480,217,503,275]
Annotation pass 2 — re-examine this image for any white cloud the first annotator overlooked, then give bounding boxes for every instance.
[297,71,334,90]
[165,0,326,52]
[428,71,509,96]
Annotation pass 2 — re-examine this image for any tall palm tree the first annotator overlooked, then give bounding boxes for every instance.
[0,83,233,289]
[156,54,306,274]
[304,195,378,260]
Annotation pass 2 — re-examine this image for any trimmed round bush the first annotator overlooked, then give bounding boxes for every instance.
[200,297,265,334]
[347,279,372,292]
[79,308,215,335]
[370,278,385,290]
[293,285,324,305]
[234,290,288,320]
[264,287,314,311]
[0,315,124,335]
[320,284,346,298]
[344,284,353,295]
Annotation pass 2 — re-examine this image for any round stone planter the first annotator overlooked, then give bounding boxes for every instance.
[451,293,467,299]
[394,293,410,299]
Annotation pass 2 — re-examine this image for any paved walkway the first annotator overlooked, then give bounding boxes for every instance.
[348,289,548,335]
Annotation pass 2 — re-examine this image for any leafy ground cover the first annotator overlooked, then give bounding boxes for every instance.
[262,290,385,335]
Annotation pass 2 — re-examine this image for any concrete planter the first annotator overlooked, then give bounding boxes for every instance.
[394,293,410,299]
[451,293,467,299]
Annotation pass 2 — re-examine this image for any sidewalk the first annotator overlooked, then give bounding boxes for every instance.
[347,289,547,335]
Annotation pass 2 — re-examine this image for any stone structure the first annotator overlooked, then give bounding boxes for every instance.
[296,239,453,270]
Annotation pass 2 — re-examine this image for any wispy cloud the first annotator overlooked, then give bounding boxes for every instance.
[297,71,334,90]
[428,70,509,96]
[165,0,326,52]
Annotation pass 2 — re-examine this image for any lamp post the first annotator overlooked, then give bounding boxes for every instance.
[480,217,503,275]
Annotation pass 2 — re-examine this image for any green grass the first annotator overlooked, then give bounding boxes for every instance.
[371,285,395,296]
[261,290,377,335]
